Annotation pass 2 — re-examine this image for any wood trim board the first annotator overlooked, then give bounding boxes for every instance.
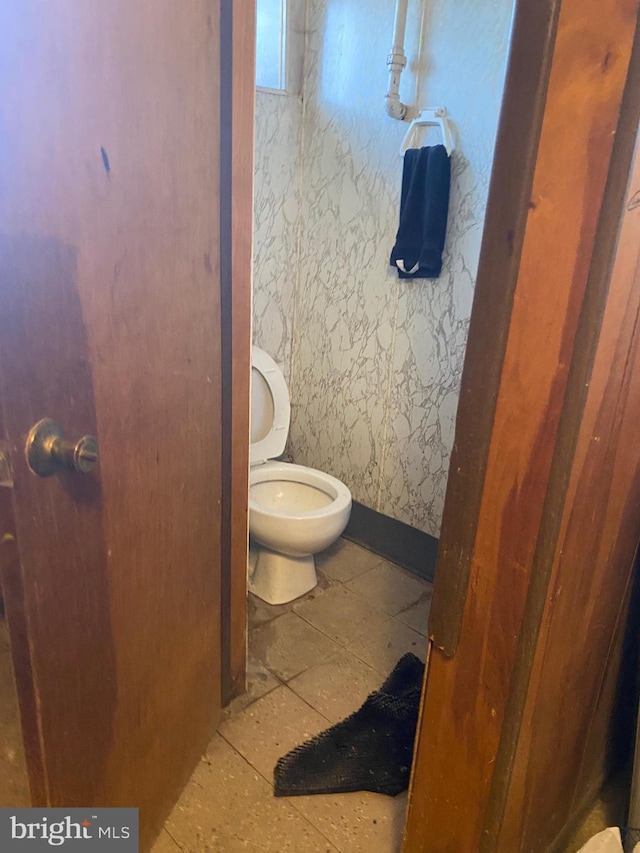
[485,19,640,848]
[428,0,561,657]
[220,0,254,706]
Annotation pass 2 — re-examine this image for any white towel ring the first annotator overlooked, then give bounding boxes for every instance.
[400,107,455,157]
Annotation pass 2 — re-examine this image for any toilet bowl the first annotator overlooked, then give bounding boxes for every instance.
[248,347,352,605]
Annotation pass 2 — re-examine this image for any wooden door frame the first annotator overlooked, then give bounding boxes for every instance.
[220,0,254,706]
[404,0,640,850]
[220,0,640,846]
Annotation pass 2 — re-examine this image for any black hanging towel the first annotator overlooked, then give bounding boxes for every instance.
[390,144,451,279]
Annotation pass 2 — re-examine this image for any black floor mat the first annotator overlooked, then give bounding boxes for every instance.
[274,653,425,798]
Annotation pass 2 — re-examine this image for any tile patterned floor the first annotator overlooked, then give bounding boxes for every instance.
[0,617,29,807]
[0,542,626,851]
[155,538,433,852]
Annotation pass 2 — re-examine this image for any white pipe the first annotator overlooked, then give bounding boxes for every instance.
[386,0,411,121]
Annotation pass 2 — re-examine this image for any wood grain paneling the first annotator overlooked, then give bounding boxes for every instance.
[0,3,225,848]
[497,105,640,853]
[405,0,640,850]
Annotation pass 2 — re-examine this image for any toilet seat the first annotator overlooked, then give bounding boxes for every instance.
[249,347,350,521]
[251,347,290,465]
[250,461,352,520]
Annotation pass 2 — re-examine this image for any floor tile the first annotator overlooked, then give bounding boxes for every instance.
[250,612,341,681]
[316,538,383,584]
[288,651,382,724]
[347,615,427,676]
[0,619,29,806]
[0,619,9,652]
[0,758,30,808]
[288,789,407,853]
[164,734,337,852]
[223,655,281,718]
[395,589,433,636]
[346,561,428,616]
[218,685,330,782]
[151,829,181,852]
[293,584,387,647]
[248,574,334,630]
[248,592,293,629]
[565,772,629,853]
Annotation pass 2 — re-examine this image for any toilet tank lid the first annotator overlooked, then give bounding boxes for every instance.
[250,346,291,465]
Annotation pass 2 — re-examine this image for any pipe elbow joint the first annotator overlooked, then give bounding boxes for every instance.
[385,94,408,121]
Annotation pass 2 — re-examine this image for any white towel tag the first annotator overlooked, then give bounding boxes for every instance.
[396,259,420,274]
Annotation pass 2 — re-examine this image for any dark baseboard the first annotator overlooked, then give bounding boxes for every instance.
[343,501,439,583]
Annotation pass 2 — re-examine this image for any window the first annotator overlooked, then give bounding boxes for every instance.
[255,0,287,91]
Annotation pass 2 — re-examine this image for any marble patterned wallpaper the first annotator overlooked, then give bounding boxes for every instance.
[252,90,302,382]
[253,0,514,537]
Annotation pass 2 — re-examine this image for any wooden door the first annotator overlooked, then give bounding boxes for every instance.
[0,3,251,849]
[404,0,640,850]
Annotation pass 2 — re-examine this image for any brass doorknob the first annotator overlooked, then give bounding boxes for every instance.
[26,418,98,477]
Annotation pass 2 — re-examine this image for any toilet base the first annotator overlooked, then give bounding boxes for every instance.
[248,546,317,605]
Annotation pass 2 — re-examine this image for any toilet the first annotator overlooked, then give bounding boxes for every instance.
[249,346,352,605]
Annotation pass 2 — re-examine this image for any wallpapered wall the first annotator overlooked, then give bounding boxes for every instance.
[253,0,514,537]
